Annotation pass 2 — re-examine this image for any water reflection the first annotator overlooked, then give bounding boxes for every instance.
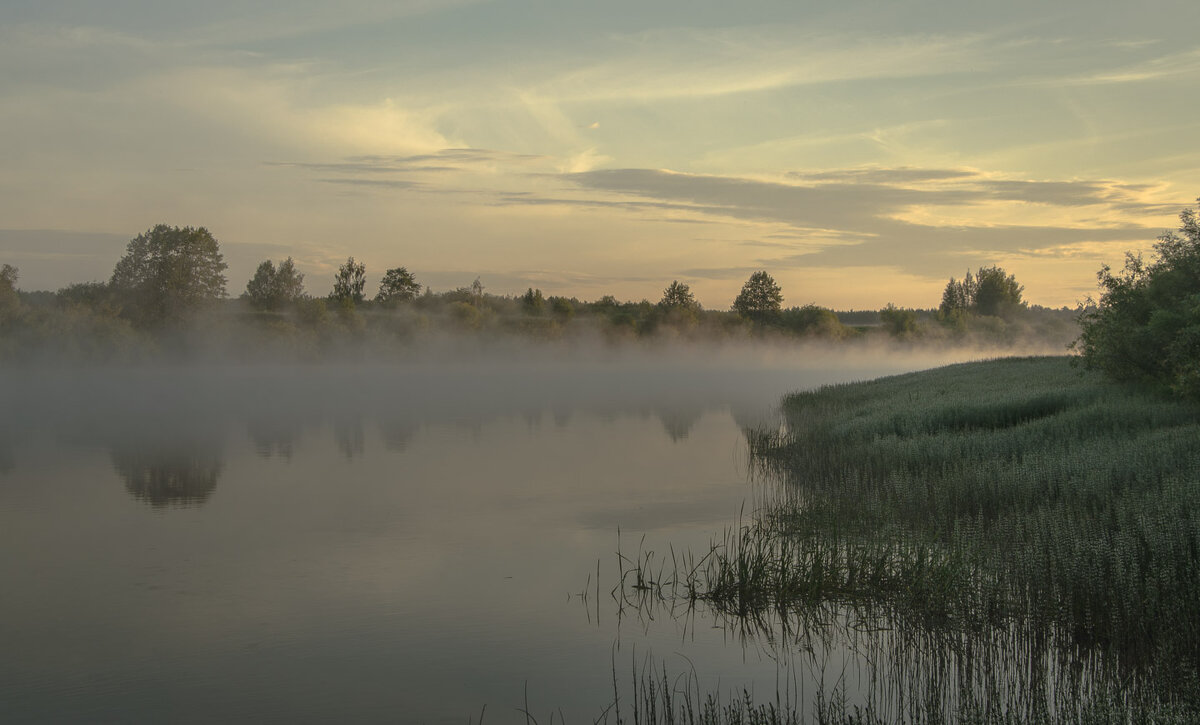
[246,416,303,459]
[605,417,1191,721]
[3,355,982,722]
[617,604,1125,724]
[333,416,365,460]
[378,419,418,451]
[0,436,13,475]
[0,362,895,513]
[658,405,703,442]
[111,442,224,508]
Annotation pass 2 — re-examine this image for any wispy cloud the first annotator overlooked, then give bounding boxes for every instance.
[516,28,991,104]
[1052,47,1200,85]
[315,178,425,189]
[562,167,1175,275]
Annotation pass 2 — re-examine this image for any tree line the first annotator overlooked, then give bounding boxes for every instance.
[1,222,1090,363]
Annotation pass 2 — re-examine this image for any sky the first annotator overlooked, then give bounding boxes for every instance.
[2,0,1198,309]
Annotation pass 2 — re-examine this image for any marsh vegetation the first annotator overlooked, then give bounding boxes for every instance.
[610,357,1200,723]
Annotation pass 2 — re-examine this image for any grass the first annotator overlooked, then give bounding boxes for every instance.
[609,356,1200,723]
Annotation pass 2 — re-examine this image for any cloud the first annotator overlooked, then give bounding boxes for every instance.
[265,149,550,180]
[1055,47,1200,85]
[489,191,726,216]
[562,167,1174,275]
[419,268,664,292]
[264,149,1178,282]
[517,28,991,105]
[315,178,425,190]
[678,265,770,282]
[789,168,977,184]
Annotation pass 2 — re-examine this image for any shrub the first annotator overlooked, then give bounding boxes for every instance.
[1076,198,1200,399]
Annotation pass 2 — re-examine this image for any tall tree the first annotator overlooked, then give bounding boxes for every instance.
[246,257,306,311]
[110,224,227,327]
[375,267,421,305]
[732,271,783,322]
[520,287,545,315]
[659,280,700,311]
[0,264,19,320]
[939,271,974,318]
[332,257,366,304]
[939,266,1024,319]
[973,265,1025,317]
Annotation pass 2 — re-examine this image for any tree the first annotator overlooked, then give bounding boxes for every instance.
[1076,198,1200,398]
[245,257,306,311]
[0,264,20,322]
[245,261,277,310]
[880,303,919,338]
[57,281,120,314]
[732,271,783,322]
[0,263,16,291]
[110,224,227,326]
[780,304,846,338]
[331,257,366,305]
[520,287,545,315]
[376,267,420,305]
[974,265,1025,317]
[939,272,973,319]
[1,264,17,301]
[550,296,575,321]
[939,265,1024,320]
[659,280,700,311]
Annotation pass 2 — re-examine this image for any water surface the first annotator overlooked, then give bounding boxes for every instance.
[0,349,970,722]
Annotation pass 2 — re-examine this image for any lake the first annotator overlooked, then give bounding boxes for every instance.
[0,347,980,723]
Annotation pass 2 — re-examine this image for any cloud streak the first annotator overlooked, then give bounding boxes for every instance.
[267,147,1179,286]
[562,167,1173,275]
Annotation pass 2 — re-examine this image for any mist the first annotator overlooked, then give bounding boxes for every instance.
[3,340,1052,439]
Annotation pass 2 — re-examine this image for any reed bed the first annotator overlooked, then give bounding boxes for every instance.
[609,356,1200,723]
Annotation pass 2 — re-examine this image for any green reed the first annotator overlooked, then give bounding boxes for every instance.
[610,356,1200,722]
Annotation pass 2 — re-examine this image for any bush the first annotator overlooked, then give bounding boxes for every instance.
[778,304,847,338]
[1075,198,1200,399]
[880,303,918,338]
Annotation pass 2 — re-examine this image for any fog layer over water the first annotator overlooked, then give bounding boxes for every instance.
[1,345,995,723]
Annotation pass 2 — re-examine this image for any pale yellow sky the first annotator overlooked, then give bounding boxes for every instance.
[1,1,1198,308]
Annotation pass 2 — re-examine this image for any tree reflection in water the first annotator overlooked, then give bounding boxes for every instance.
[657,404,703,442]
[111,441,224,508]
[247,416,303,459]
[0,438,13,475]
[333,416,364,460]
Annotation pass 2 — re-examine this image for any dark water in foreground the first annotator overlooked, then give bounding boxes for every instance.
[0,350,975,723]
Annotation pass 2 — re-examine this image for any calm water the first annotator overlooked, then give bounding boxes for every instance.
[0,349,972,723]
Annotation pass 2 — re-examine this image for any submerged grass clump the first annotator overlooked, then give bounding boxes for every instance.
[613,356,1200,723]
